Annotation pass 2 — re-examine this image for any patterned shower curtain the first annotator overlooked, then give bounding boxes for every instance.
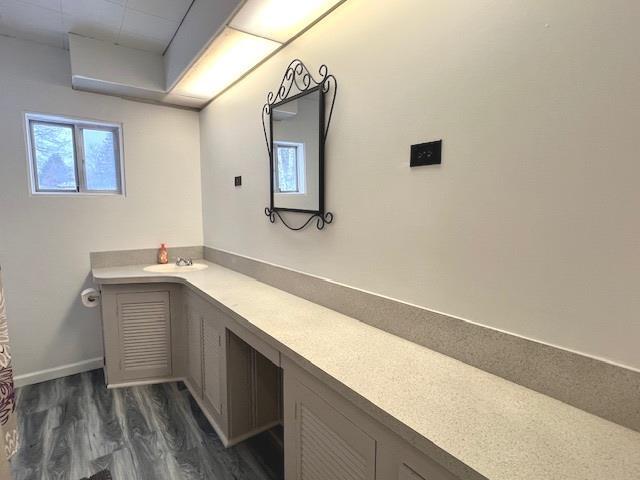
[0,267,18,479]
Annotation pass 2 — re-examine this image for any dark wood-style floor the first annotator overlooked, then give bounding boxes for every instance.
[11,369,283,480]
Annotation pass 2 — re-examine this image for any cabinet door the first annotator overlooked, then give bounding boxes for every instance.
[203,317,223,415]
[395,444,460,480]
[187,308,203,395]
[287,380,376,480]
[117,291,171,381]
[399,465,427,480]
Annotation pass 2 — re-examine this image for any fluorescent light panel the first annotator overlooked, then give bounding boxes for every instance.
[173,0,344,101]
[173,27,281,100]
[230,0,344,43]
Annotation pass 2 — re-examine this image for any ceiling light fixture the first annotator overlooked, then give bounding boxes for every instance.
[172,0,346,103]
[230,0,344,43]
[172,27,281,100]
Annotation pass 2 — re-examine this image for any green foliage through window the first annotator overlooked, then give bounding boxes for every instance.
[27,115,122,194]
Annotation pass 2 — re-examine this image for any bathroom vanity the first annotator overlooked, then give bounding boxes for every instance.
[100,282,281,447]
[92,260,640,480]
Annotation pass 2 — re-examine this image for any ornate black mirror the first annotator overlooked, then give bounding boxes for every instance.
[263,59,337,230]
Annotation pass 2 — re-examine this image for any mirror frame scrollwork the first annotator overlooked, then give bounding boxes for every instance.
[262,59,337,231]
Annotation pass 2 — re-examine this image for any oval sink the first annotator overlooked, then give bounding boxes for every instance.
[143,263,208,273]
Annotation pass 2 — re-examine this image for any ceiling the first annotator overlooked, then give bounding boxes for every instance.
[0,0,193,53]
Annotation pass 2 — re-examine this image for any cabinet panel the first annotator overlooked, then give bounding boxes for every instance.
[227,330,281,445]
[395,447,460,480]
[203,317,222,415]
[117,291,171,380]
[399,465,427,480]
[228,331,253,438]
[255,352,282,427]
[187,308,203,395]
[287,379,376,480]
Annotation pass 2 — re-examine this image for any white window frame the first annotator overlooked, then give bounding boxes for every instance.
[24,112,125,196]
[274,141,306,194]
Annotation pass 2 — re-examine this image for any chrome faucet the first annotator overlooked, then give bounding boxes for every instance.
[175,257,193,267]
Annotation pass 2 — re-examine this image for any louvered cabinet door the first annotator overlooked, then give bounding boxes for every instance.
[290,382,376,480]
[203,317,222,415]
[117,291,172,381]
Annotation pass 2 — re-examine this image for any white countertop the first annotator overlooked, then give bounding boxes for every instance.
[93,261,640,480]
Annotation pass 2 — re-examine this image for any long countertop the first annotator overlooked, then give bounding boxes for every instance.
[92,261,640,480]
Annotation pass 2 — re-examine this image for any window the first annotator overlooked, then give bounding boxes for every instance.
[275,141,305,193]
[25,113,124,195]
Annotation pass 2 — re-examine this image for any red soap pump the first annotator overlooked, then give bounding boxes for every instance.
[158,243,169,264]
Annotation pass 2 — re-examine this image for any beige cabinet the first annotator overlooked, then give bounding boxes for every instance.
[117,291,172,381]
[182,290,280,446]
[283,360,460,480]
[186,305,203,396]
[101,284,181,385]
[285,377,376,480]
[226,330,281,444]
[390,443,460,480]
[203,316,223,415]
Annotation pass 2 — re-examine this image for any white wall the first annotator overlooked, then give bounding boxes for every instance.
[200,0,640,370]
[0,37,203,380]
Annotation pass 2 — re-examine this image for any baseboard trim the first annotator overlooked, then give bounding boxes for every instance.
[106,377,184,389]
[14,357,104,388]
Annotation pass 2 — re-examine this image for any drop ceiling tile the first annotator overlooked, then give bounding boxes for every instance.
[0,0,63,32]
[126,0,191,22]
[63,14,119,43]
[116,30,165,54]
[61,0,124,29]
[121,8,178,40]
[0,24,65,48]
[19,0,61,12]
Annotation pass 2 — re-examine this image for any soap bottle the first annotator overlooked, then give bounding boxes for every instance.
[158,243,168,264]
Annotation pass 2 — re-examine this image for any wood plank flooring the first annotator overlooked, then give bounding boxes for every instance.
[11,370,283,480]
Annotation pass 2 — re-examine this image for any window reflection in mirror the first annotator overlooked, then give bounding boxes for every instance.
[275,142,305,193]
[271,89,321,211]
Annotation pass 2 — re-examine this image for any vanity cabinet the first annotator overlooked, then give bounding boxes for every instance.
[186,305,203,396]
[117,291,172,380]
[99,279,463,479]
[184,289,227,437]
[182,289,280,446]
[202,317,223,415]
[101,284,182,386]
[285,377,376,480]
[227,331,281,443]
[283,360,460,480]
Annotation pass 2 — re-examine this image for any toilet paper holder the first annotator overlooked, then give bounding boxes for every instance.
[81,288,100,308]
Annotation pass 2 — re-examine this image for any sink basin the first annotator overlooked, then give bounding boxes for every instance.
[143,263,208,273]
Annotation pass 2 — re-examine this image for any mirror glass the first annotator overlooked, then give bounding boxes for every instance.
[271,89,322,212]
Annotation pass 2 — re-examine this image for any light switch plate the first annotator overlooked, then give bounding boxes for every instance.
[410,140,442,167]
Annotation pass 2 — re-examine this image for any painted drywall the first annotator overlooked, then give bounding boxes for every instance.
[200,0,640,370]
[0,37,203,381]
